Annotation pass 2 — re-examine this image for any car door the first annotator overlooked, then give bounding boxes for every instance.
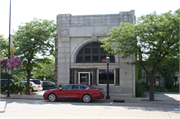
[71,85,82,99]
[57,85,73,99]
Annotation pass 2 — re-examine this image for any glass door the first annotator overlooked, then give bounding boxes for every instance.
[78,72,90,85]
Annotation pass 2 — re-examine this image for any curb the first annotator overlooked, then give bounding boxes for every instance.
[1,96,179,106]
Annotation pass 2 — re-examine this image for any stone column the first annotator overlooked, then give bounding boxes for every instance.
[57,14,71,86]
[93,68,97,85]
[70,68,74,84]
[115,68,119,86]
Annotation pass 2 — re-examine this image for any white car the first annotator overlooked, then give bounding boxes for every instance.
[21,81,43,91]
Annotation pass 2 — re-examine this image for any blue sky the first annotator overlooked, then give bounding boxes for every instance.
[0,0,179,38]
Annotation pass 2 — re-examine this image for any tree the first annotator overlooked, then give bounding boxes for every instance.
[158,57,179,89]
[32,60,55,82]
[0,35,8,57]
[101,9,180,101]
[14,18,56,94]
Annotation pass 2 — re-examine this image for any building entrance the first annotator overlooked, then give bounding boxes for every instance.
[78,72,90,85]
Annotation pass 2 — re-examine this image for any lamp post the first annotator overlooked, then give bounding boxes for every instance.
[106,56,110,99]
[7,0,11,97]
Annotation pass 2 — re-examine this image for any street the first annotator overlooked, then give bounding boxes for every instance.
[0,98,179,119]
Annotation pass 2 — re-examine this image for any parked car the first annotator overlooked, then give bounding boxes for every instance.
[30,79,42,85]
[0,79,14,84]
[42,81,55,90]
[43,84,104,103]
[21,81,43,91]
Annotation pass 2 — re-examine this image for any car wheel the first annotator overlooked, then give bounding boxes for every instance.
[82,94,91,103]
[31,88,34,92]
[48,93,56,102]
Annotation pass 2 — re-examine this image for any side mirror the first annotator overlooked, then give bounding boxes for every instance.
[59,87,62,90]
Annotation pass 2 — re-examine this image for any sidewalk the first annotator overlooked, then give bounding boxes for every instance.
[0,91,179,106]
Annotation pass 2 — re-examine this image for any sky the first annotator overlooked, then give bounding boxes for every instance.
[0,0,179,39]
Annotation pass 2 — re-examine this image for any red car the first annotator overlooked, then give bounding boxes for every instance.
[43,84,104,103]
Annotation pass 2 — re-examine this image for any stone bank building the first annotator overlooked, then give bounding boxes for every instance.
[55,10,136,98]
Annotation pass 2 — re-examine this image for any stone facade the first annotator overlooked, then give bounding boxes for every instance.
[56,10,136,98]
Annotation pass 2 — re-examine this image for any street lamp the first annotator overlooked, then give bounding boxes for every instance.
[106,56,110,99]
[7,0,12,97]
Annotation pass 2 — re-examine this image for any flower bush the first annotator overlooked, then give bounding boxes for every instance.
[0,55,22,69]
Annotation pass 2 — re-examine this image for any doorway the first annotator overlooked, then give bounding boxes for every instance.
[78,72,90,85]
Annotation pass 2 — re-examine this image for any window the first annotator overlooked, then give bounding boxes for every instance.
[62,85,73,90]
[72,85,79,89]
[80,86,89,89]
[76,42,115,63]
[99,69,114,84]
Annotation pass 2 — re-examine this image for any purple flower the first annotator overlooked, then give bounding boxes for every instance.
[0,55,22,69]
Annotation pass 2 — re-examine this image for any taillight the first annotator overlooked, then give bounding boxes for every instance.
[38,85,40,88]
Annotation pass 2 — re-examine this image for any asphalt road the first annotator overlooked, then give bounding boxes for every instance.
[0,98,179,119]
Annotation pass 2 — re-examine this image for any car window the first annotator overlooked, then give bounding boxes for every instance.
[72,85,79,89]
[80,86,88,89]
[43,82,48,85]
[61,85,73,90]
[48,82,52,85]
[31,80,40,84]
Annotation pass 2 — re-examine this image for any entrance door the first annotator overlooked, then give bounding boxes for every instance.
[78,72,90,85]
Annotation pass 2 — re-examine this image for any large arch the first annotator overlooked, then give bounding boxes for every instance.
[75,42,115,63]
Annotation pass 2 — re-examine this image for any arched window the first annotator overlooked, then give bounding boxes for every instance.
[76,42,115,63]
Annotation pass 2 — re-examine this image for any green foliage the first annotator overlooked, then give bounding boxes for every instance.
[140,82,149,91]
[154,86,179,92]
[9,81,17,93]
[14,18,56,94]
[12,67,27,82]
[58,84,62,88]
[136,82,145,97]
[158,57,178,89]
[1,83,7,92]
[16,82,26,94]
[32,60,55,82]
[101,9,180,100]
[0,35,8,57]
[1,82,29,94]
[1,70,13,79]
[164,69,174,89]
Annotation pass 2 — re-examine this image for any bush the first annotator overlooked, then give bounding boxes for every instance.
[1,83,7,93]
[154,86,179,92]
[165,71,174,89]
[136,82,145,97]
[140,82,149,91]
[9,81,17,93]
[16,82,26,94]
[1,81,31,94]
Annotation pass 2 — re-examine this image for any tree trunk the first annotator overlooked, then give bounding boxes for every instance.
[149,76,154,101]
[149,64,158,101]
[26,71,31,95]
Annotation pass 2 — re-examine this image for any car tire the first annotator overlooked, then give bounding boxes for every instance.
[82,94,91,103]
[48,93,57,102]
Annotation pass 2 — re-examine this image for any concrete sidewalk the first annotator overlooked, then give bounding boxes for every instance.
[0,91,179,106]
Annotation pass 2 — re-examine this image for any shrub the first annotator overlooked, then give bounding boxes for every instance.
[1,83,7,93]
[136,82,145,97]
[9,81,17,93]
[140,82,149,91]
[16,82,26,94]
